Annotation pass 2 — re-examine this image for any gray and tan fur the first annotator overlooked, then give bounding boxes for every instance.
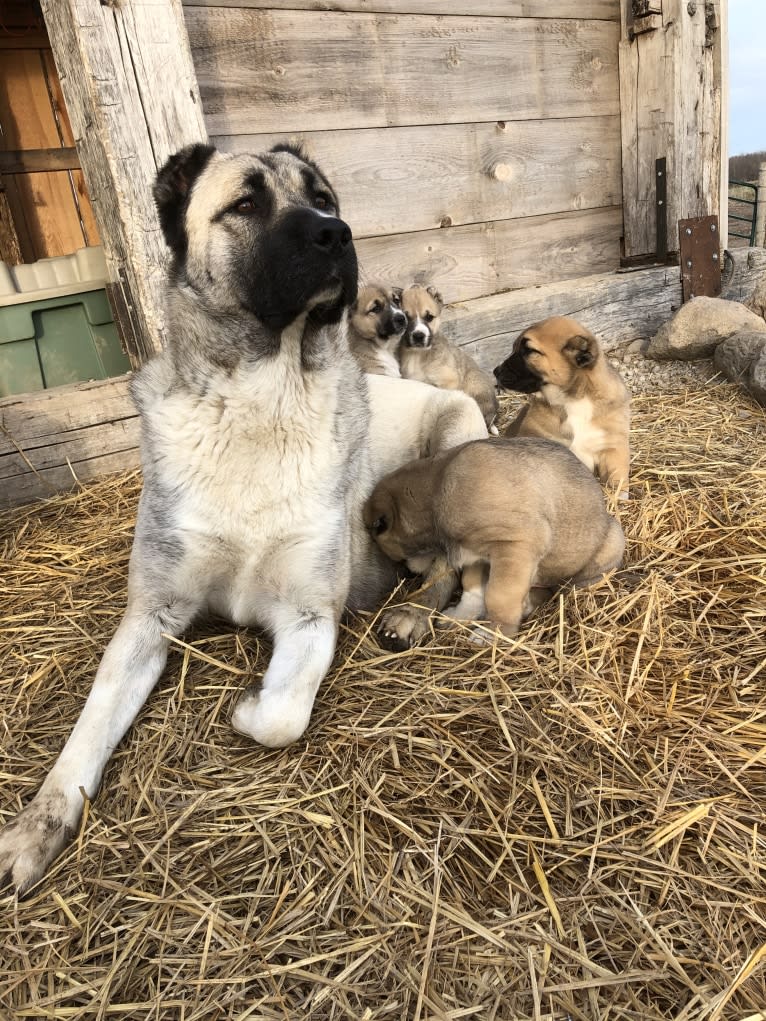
[348,282,406,376]
[364,438,625,638]
[399,284,499,430]
[0,143,486,893]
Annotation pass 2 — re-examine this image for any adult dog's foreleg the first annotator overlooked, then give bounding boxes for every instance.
[0,600,194,894]
[231,604,338,748]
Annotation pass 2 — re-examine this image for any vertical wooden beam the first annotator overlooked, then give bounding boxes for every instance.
[39,0,208,364]
[718,0,728,245]
[618,0,725,262]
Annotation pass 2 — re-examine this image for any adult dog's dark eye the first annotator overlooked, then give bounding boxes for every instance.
[372,516,388,536]
[314,194,333,211]
[424,312,435,323]
[235,198,256,214]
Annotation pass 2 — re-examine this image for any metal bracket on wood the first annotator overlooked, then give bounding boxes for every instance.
[655,158,668,264]
[678,215,721,302]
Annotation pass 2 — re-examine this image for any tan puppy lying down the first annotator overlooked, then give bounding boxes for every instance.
[364,437,625,638]
[399,284,499,431]
[494,316,630,498]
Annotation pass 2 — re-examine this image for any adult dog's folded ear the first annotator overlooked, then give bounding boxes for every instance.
[154,144,217,259]
[564,334,598,369]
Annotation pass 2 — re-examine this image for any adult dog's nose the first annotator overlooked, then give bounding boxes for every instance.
[312,215,352,254]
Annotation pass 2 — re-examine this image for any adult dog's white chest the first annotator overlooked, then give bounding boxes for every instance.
[144,333,346,545]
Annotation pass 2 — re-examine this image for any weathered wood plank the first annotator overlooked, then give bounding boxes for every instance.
[721,247,766,305]
[0,376,140,507]
[40,0,208,364]
[41,49,101,247]
[1,449,141,509]
[443,264,683,370]
[0,186,24,265]
[0,147,80,174]
[618,0,724,260]
[215,116,622,239]
[0,49,88,258]
[184,0,619,18]
[187,9,620,136]
[0,418,140,483]
[355,206,623,303]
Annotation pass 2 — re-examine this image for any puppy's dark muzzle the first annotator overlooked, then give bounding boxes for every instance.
[392,310,407,332]
[379,309,407,339]
[493,354,541,393]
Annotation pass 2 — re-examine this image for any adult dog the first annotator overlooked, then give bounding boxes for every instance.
[0,143,485,893]
[494,316,631,498]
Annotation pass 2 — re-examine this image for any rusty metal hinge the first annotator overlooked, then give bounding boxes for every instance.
[678,216,721,302]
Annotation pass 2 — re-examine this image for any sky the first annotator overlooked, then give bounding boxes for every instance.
[728,0,766,155]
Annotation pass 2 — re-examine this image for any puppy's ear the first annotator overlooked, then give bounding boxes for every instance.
[425,285,444,309]
[154,144,216,259]
[564,334,598,369]
[513,329,528,353]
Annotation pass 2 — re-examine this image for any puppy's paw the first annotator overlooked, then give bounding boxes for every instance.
[377,605,433,650]
[231,684,312,748]
[0,794,74,896]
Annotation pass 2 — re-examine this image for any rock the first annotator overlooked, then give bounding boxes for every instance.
[748,347,766,406]
[745,275,766,322]
[714,331,766,381]
[645,296,766,361]
[713,331,766,407]
[621,338,648,362]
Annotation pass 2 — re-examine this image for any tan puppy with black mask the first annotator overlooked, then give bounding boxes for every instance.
[399,284,499,430]
[364,437,625,638]
[349,282,406,376]
[494,316,630,498]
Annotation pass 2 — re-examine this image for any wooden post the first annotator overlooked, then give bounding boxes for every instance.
[39,0,208,364]
[618,0,725,263]
[755,163,766,248]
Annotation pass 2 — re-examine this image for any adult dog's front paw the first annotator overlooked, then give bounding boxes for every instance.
[0,794,74,895]
[231,685,312,748]
[377,605,433,650]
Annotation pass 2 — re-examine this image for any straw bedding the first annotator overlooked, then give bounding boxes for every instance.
[1,380,764,1021]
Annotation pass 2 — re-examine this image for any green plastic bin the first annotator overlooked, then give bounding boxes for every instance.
[0,247,131,397]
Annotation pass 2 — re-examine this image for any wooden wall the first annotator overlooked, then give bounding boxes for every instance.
[0,12,100,264]
[183,0,623,305]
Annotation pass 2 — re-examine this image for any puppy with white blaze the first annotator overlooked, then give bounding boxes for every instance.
[0,143,486,894]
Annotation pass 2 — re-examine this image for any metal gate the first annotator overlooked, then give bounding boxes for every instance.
[728,179,758,245]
